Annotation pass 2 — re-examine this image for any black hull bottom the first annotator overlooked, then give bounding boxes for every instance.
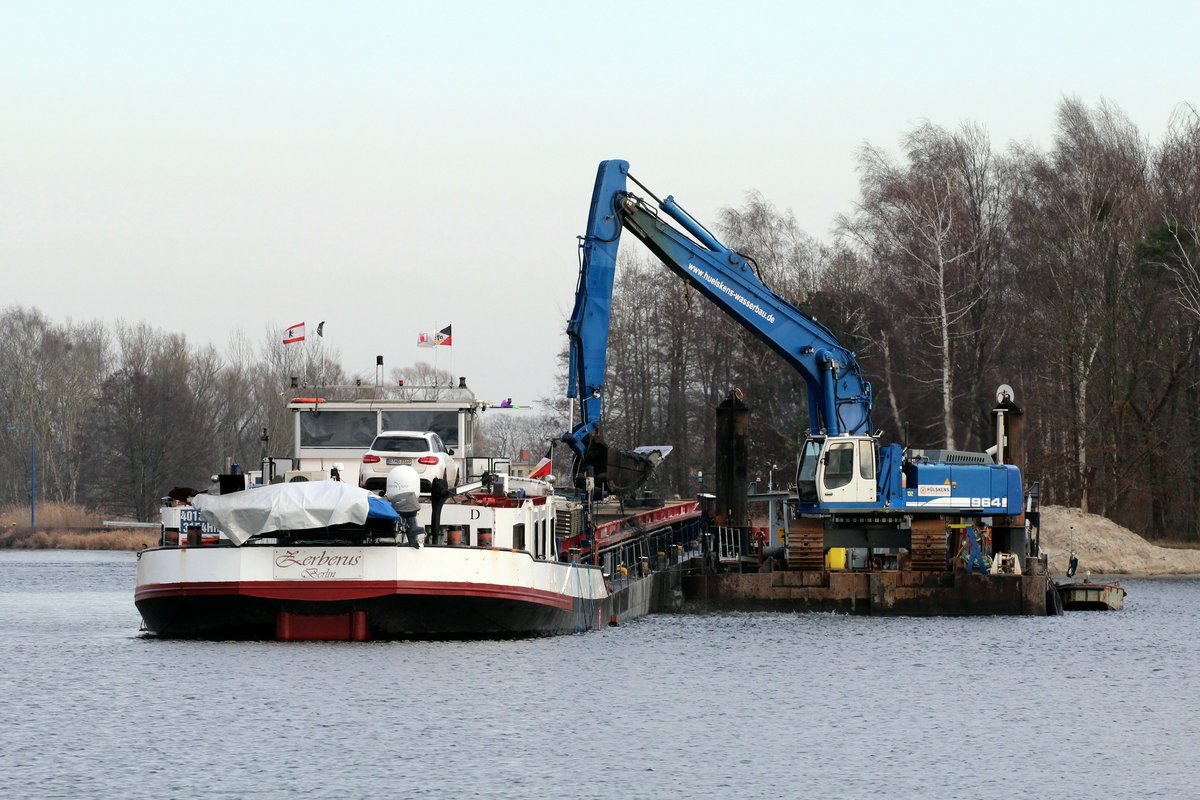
[136,593,608,640]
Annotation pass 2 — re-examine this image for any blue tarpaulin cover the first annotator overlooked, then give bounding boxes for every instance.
[367,494,401,521]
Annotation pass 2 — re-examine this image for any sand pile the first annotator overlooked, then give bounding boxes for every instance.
[1038,505,1200,576]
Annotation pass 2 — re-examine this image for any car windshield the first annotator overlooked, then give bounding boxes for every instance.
[372,437,428,454]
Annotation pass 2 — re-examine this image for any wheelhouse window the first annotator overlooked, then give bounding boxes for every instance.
[299,411,377,448]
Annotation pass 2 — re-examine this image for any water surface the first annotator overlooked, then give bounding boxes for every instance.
[1,551,1195,799]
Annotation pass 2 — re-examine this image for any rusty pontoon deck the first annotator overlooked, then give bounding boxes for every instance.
[683,568,1052,616]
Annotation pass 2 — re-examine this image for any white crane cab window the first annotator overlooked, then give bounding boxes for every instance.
[858,440,875,480]
[796,439,823,502]
[823,442,855,490]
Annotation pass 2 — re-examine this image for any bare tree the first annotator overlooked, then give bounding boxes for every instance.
[389,361,462,401]
[82,324,223,519]
[0,308,110,508]
[1150,104,1200,318]
[1008,98,1151,513]
[838,122,1008,451]
[717,192,829,474]
[233,327,349,464]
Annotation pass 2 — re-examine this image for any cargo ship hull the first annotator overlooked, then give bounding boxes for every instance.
[135,544,609,640]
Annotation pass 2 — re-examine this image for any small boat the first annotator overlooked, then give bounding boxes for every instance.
[136,477,617,640]
[1055,579,1126,611]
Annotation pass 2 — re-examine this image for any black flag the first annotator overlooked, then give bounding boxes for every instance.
[316,321,325,338]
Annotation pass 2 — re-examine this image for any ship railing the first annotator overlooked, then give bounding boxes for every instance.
[713,525,744,562]
[593,517,705,583]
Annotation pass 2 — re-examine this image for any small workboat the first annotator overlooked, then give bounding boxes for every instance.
[1055,579,1126,611]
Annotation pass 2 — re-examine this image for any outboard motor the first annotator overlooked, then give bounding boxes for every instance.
[386,466,422,547]
[428,477,451,541]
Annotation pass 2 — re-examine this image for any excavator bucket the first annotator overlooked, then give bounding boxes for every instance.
[573,435,667,499]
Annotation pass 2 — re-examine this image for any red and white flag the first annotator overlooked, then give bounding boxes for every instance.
[417,331,435,347]
[283,322,305,344]
[530,447,552,479]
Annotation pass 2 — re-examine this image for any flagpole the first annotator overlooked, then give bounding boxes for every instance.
[438,323,452,386]
[316,321,326,392]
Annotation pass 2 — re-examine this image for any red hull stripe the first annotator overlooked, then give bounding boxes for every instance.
[135,580,575,610]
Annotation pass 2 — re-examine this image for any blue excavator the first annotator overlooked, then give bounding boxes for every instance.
[563,159,1026,570]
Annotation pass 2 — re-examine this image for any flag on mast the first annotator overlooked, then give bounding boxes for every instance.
[417,331,435,347]
[529,447,552,479]
[435,324,452,346]
[283,322,306,344]
[316,321,325,337]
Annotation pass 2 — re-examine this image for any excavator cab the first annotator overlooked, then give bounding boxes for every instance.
[796,435,878,507]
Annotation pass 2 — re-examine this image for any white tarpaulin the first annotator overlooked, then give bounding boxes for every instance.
[190,481,374,545]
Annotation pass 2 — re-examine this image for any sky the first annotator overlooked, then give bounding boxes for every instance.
[4,0,1198,408]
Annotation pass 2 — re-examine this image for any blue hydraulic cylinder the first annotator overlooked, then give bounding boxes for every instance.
[660,195,727,255]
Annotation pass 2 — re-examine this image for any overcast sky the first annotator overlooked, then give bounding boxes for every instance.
[4,1,1197,407]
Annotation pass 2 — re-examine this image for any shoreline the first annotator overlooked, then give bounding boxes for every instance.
[0,528,157,551]
[6,516,1199,581]
[2,536,1197,580]
[1055,571,1200,580]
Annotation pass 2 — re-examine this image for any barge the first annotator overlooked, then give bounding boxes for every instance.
[136,475,698,640]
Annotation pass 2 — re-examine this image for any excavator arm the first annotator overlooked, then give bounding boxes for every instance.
[564,160,875,496]
[562,162,641,496]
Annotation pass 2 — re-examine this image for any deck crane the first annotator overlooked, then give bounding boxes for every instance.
[563,159,1026,570]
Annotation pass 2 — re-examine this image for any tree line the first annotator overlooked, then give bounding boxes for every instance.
[0,308,557,522]
[598,98,1200,541]
[0,315,348,521]
[3,98,1196,540]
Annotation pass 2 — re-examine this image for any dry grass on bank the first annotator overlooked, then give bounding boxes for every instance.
[0,501,99,529]
[0,527,157,550]
[0,501,156,550]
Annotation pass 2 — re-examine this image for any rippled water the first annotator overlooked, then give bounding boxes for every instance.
[1,550,1196,799]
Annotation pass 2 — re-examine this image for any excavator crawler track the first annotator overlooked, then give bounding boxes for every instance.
[787,518,825,571]
[909,518,949,571]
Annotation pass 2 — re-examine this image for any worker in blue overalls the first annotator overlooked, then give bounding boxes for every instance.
[964,525,988,574]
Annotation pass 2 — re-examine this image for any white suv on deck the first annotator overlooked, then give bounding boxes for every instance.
[358,430,459,493]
